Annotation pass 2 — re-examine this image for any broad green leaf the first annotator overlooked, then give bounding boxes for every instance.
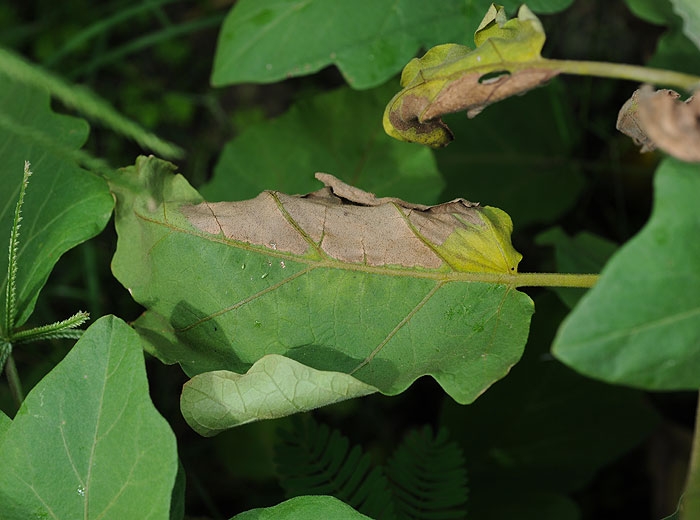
[0,72,113,332]
[671,0,700,51]
[436,83,585,228]
[624,0,676,25]
[0,410,9,442]
[110,156,534,410]
[201,83,444,205]
[442,292,658,517]
[181,354,378,436]
[211,0,573,90]
[383,5,560,147]
[231,495,372,520]
[535,228,617,308]
[553,158,700,390]
[0,316,178,519]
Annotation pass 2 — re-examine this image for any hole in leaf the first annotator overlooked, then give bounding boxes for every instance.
[478,70,511,84]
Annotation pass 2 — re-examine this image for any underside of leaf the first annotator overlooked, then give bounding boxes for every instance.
[383,5,559,147]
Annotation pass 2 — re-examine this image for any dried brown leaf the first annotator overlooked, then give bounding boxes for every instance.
[617,85,700,162]
[182,173,522,274]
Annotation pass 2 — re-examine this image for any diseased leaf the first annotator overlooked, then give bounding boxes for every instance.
[201,84,444,205]
[383,5,559,147]
[181,354,378,436]
[188,172,522,274]
[617,85,700,162]
[0,73,113,332]
[553,158,700,390]
[231,495,372,520]
[110,156,534,410]
[0,316,178,519]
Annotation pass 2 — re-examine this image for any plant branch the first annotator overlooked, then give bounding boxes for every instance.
[512,272,599,288]
[542,58,700,92]
[12,311,90,344]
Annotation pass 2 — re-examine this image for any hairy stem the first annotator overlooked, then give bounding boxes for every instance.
[512,272,598,288]
[4,161,31,336]
[544,58,700,92]
[5,353,23,409]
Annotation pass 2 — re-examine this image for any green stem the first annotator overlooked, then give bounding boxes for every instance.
[544,58,700,92]
[5,353,23,409]
[512,272,598,288]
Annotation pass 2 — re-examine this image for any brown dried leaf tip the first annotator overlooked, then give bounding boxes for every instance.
[617,84,700,163]
[183,174,522,274]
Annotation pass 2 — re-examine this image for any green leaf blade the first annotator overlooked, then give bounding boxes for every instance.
[0,316,178,519]
[0,73,114,332]
[553,158,700,390]
[231,495,373,520]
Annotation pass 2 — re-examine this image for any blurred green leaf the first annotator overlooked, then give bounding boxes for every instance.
[436,84,584,228]
[202,83,444,205]
[181,355,378,436]
[624,0,677,25]
[0,410,9,440]
[110,156,534,409]
[0,73,113,332]
[231,495,373,520]
[211,0,572,89]
[553,158,700,390]
[671,0,700,51]
[536,227,617,308]
[0,316,178,519]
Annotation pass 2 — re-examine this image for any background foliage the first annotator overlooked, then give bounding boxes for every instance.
[0,0,698,519]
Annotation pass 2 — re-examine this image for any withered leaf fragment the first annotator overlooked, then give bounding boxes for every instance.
[183,173,522,274]
[383,4,559,147]
[617,84,700,162]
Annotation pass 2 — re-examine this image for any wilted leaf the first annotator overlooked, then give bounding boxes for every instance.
[181,355,378,436]
[383,5,560,147]
[617,85,700,161]
[231,495,372,520]
[110,156,534,410]
[553,158,700,390]
[188,172,522,274]
[0,316,178,519]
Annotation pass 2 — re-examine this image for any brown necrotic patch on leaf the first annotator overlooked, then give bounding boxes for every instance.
[617,85,700,162]
[182,173,522,274]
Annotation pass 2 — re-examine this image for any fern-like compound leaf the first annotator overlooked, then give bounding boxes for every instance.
[275,416,396,520]
[386,426,468,520]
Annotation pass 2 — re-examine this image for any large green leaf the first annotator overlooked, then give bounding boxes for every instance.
[0,316,178,519]
[211,0,573,90]
[0,72,113,332]
[201,83,444,205]
[553,158,700,390]
[110,156,533,412]
[231,495,372,520]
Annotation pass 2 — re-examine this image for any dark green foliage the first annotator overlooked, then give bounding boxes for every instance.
[275,417,469,520]
[386,427,468,520]
[275,416,396,519]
